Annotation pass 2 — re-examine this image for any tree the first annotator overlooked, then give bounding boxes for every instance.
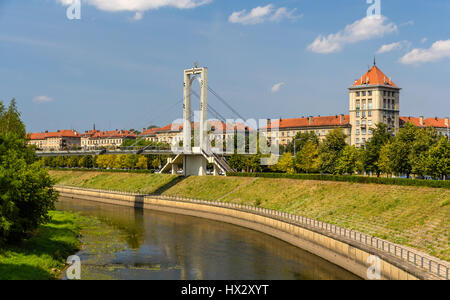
[335,145,359,175]
[151,157,162,170]
[388,122,418,178]
[295,141,319,173]
[363,123,392,176]
[228,153,246,172]
[318,129,347,174]
[67,156,80,168]
[136,156,148,170]
[0,99,26,138]
[0,102,57,244]
[285,131,319,154]
[78,156,93,169]
[114,155,128,169]
[377,142,393,176]
[411,127,438,177]
[276,153,295,174]
[426,136,449,179]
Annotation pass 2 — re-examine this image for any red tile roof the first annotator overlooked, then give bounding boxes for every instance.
[140,121,252,136]
[400,116,449,128]
[28,130,80,140]
[352,65,398,88]
[90,130,137,139]
[265,115,350,130]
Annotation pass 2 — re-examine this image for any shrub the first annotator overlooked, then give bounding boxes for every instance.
[227,172,450,189]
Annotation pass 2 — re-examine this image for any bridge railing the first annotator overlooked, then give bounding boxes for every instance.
[56,185,449,280]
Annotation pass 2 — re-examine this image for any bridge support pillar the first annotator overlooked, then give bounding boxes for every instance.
[213,164,219,176]
[183,155,207,177]
[171,163,178,175]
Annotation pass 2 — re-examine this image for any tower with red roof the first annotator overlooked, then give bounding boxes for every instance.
[348,62,401,147]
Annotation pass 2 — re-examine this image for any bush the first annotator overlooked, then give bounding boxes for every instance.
[227,172,450,189]
[48,167,155,174]
[0,134,58,244]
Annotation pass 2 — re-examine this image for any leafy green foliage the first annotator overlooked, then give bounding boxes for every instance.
[318,128,347,174]
[227,172,450,189]
[0,100,58,244]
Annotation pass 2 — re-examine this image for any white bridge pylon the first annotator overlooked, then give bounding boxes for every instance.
[160,64,234,177]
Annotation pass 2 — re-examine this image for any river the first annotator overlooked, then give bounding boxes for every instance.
[56,197,360,280]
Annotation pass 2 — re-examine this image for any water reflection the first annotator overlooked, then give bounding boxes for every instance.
[57,197,360,280]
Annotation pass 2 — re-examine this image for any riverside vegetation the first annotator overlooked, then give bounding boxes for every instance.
[50,170,450,262]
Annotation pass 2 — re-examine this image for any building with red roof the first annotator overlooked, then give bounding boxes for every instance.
[80,129,137,150]
[27,130,81,151]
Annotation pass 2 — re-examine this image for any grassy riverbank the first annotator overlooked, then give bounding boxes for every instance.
[0,211,83,280]
[50,170,450,261]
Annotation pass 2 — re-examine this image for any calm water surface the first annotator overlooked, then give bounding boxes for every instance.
[57,197,360,280]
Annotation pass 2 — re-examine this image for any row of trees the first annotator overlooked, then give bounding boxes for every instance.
[229,123,449,179]
[1,99,58,244]
[41,154,166,170]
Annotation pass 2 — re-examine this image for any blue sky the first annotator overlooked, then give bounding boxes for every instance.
[0,0,449,133]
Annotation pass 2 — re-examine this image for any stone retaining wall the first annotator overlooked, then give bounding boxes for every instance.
[56,186,448,280]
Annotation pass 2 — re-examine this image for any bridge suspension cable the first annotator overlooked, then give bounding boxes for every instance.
[207,86,246,121]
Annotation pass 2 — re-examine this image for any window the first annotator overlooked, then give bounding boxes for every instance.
[362,91,366,96]
[368,120,373,126]
[368,111,372,117]
[383,99,387,109]
[362,120,366,125]
[356,91,360,97]
[356,120,360,126]
[369,129,373,135]
[356,111,360,117]
[362,128,367,135]
[362,111,366,117]
[356,138,360,144]
[383,91,387,96]
[363,101,367,109]
[356,100,360,109]
[362,138,366,144]
[368,100,373,109]
[356,129,360,135]
[368,91,372,96]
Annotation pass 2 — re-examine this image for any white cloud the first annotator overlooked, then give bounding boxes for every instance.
[229,4,300,25]
[308,16,398,54]
[421,37,428,44]
[33,96,53,104]
[271,82,285,93]
[58,0,212,17]
[400,39,450,64]
[376,41,410,54]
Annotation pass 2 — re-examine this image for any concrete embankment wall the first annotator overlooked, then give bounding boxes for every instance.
[56,186,449,280]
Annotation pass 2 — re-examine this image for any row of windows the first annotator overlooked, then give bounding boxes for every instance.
[355,91,397,97]
[355,91,372,97]
[356,111,373,117]
[356,137,370,144]
[355,99,373,110]
[356,120,373,126]
[383,99,396,110]
[356,128,373,135]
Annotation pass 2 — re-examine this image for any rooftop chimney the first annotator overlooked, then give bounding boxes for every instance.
[445,117,449,127]
[420,116,424,126]
[340,114,345,125]
[308,116,313,125]
[266,119,271,129]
